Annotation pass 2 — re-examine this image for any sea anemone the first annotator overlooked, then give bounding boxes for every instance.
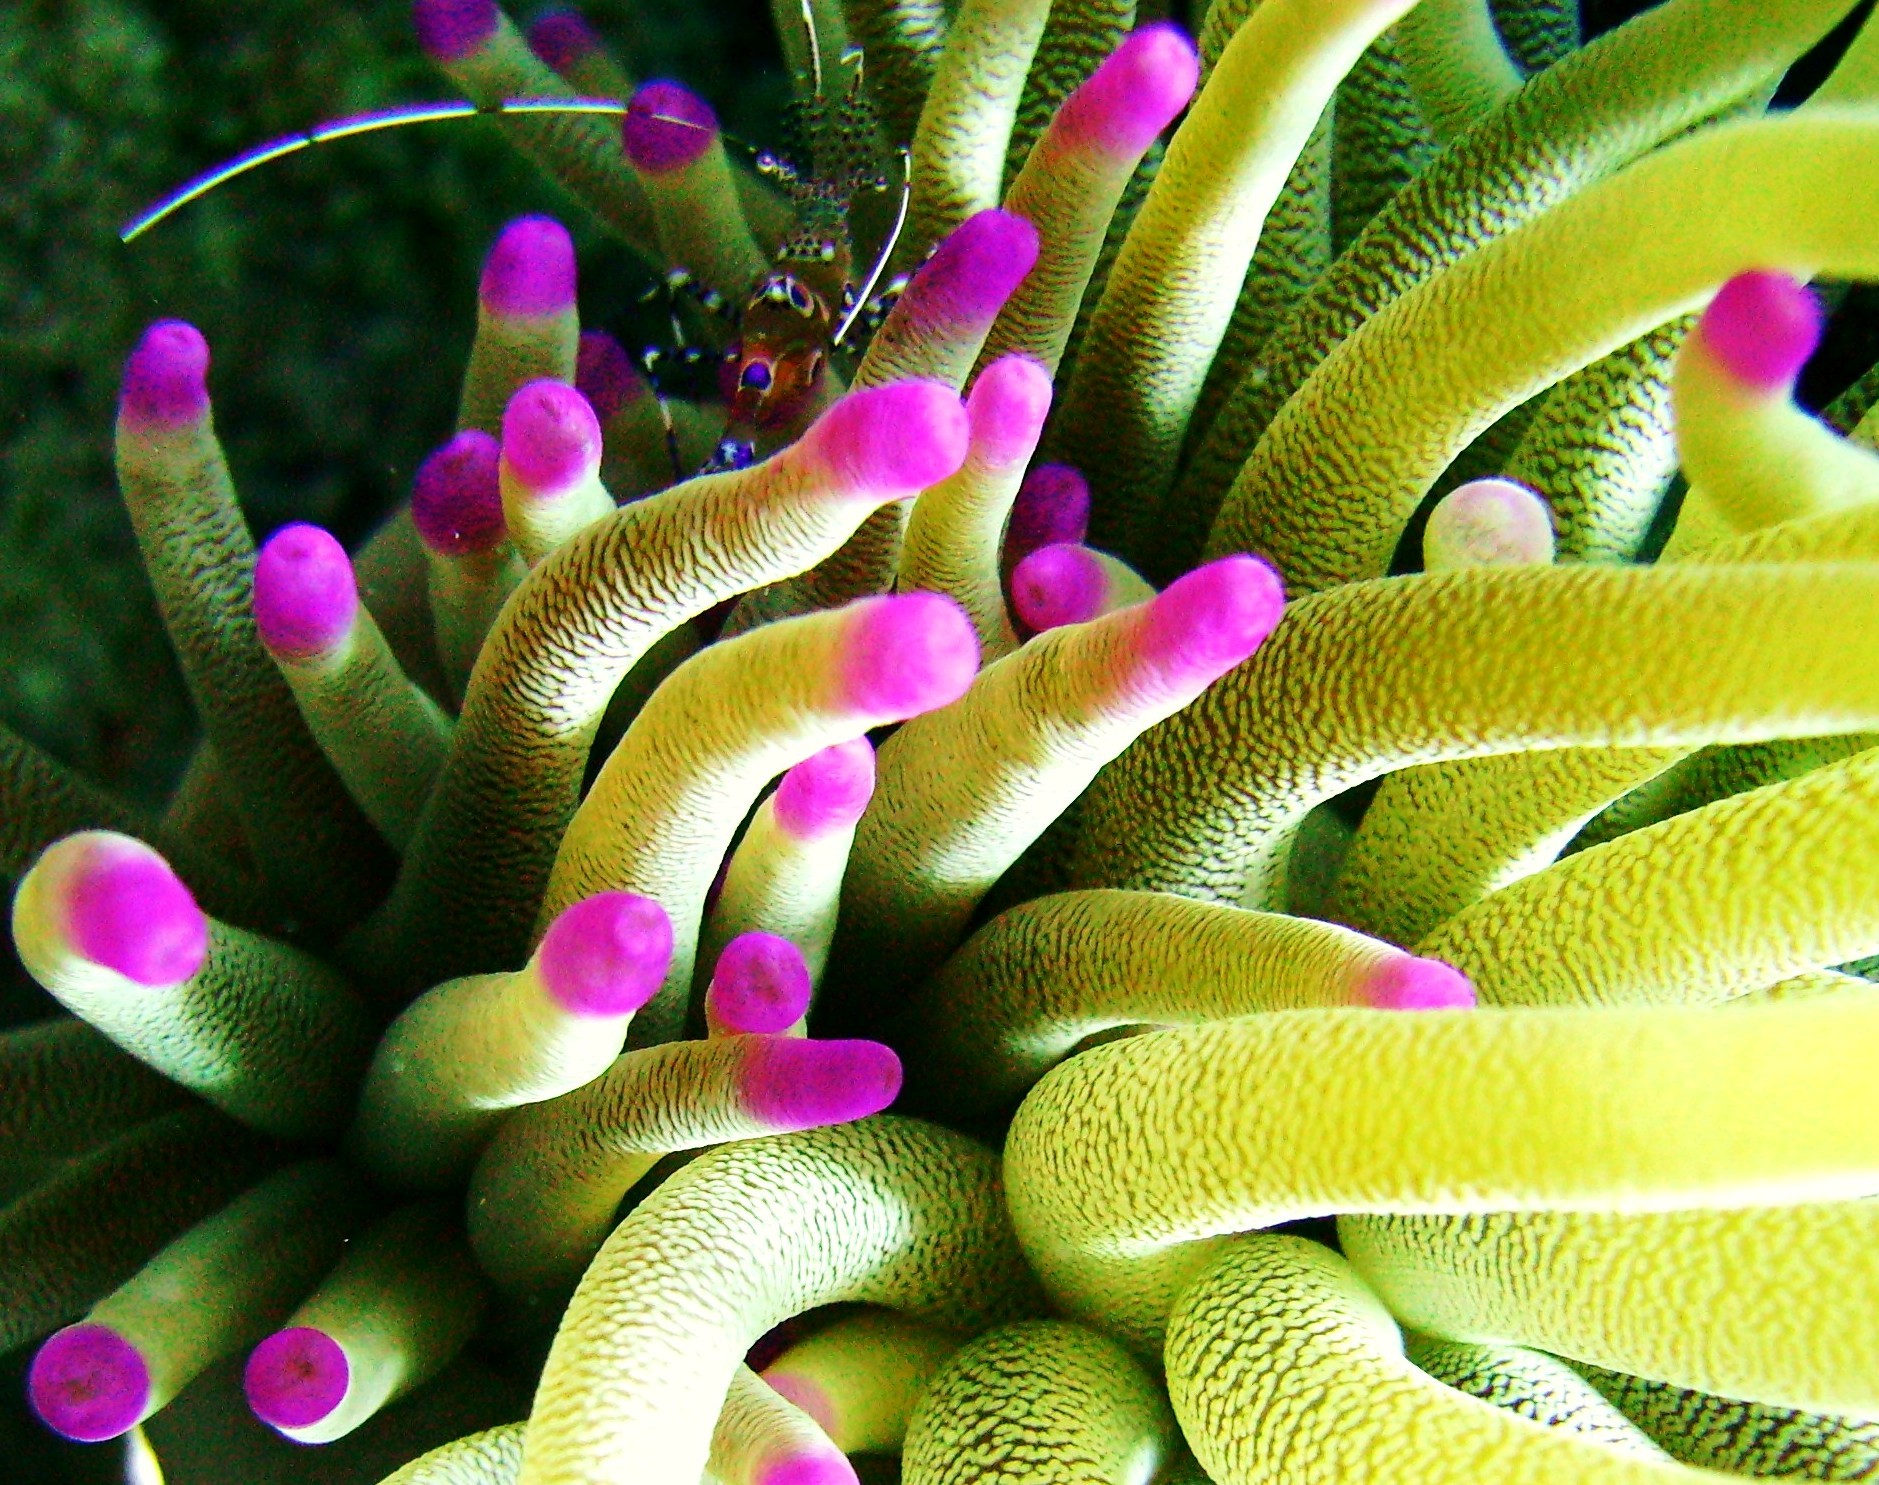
[7,0,1879,1481]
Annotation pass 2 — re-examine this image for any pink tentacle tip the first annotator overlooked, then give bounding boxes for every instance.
[839,592,980,719]
[1005,463,1090,567]
[29,1324,150,1443]
[966,355,1053,467]
[1011,543,1109,632]
[537,891,674,1017]
[254,523,358,659]
[1698,270,1822,394]
[120,319,210,429]
[526,7,602,73]
[502,379,603,494]
[412,430,505,556]
[807,380,970,494]
[1135,554,1284,692]
[480,215,577,318]
[1362,955,1476,1011]
[622,79,717,172]
[773,737,876,839]
[1424,477,1554,570]
[709,932,812,1035]
[897,210,1039,334]
[758,1453,861,1485]
[63,837,207,987]
[576,330,648,423]
[1056,22,1199,158]
[245,1327,350,1432]
[412,0,499,60]
[740,1037,903,1131]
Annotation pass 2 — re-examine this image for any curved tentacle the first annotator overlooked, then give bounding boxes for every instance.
[516,1116,1045,1484]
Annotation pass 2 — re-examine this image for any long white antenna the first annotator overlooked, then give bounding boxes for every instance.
[799,0,824,97]
[121,96,721,243]
[832,146,911,348]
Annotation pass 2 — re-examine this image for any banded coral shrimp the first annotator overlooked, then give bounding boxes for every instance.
[121,0,915,485]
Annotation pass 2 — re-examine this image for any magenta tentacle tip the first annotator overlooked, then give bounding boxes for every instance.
[1134,553,1284,691]
[1057,22,1200,157]
[28,1324,151,1443]
[622,80,717,173]
[899,210,1040,333]
[412,429,506,556]
[1362,956,1477,1011]
[1699,270,1822,393]
[480,215,577,319]
[1011,543,1109,632]
[740,1037,903,1131]
[839,592,980,718]
[120,319,210,429]
[772,738,876,839]
[63,837,207,987]
[501,379,603,494]
[537,891,674,1018]
[576,331,647,423]
[759,1453,862,1485]
[709,932,813,1035]
[526,6,602,72]
[1005,463,1091,567]
[809,380,971,494]
[254,523,359,659]
[966,355,1053,467]
[245,1327,350,1431]
[412,0,499,60]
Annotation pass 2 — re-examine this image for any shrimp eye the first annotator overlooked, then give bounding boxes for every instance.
[739,360,774,392]
[786,281,815,315]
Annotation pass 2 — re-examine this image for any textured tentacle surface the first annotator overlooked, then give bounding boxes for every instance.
[901,1319,1176,1485]
[903,0,1051,259]
[1072,562,1879,908]
[1414,745,1879,1007]
[1061,0,1417,554]
[378,1423,526,1485]
[1163,1235,1707,1484]
[1502,318,1690,565]
[354,381,968,995]
[1329,500,1879,946]
[1160,0,1838,582]
[14,832,375,1138]
[762,1306,962,1455]
[467,1032,902,1294]
[1004,998,1879,1352]
[0,1017,189,1160]
[836,555,1282,998]
[413,0,655,255]
[1395,0,1524,145]
[1206,114,1879,593]
[0,1108,274,1355]
[518,1116,1044,1484]
[1403,1335,1670,1456]
[1342,1201,1879,1415]
[1569,1360,1879,1480]
[544,591,977,1041]
[899,887,1468,1120]
[116,322,394,933]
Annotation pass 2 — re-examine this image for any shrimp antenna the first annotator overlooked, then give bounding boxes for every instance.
[120,97,718,243]
[799,0,825,98]
[832,145,911,349]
